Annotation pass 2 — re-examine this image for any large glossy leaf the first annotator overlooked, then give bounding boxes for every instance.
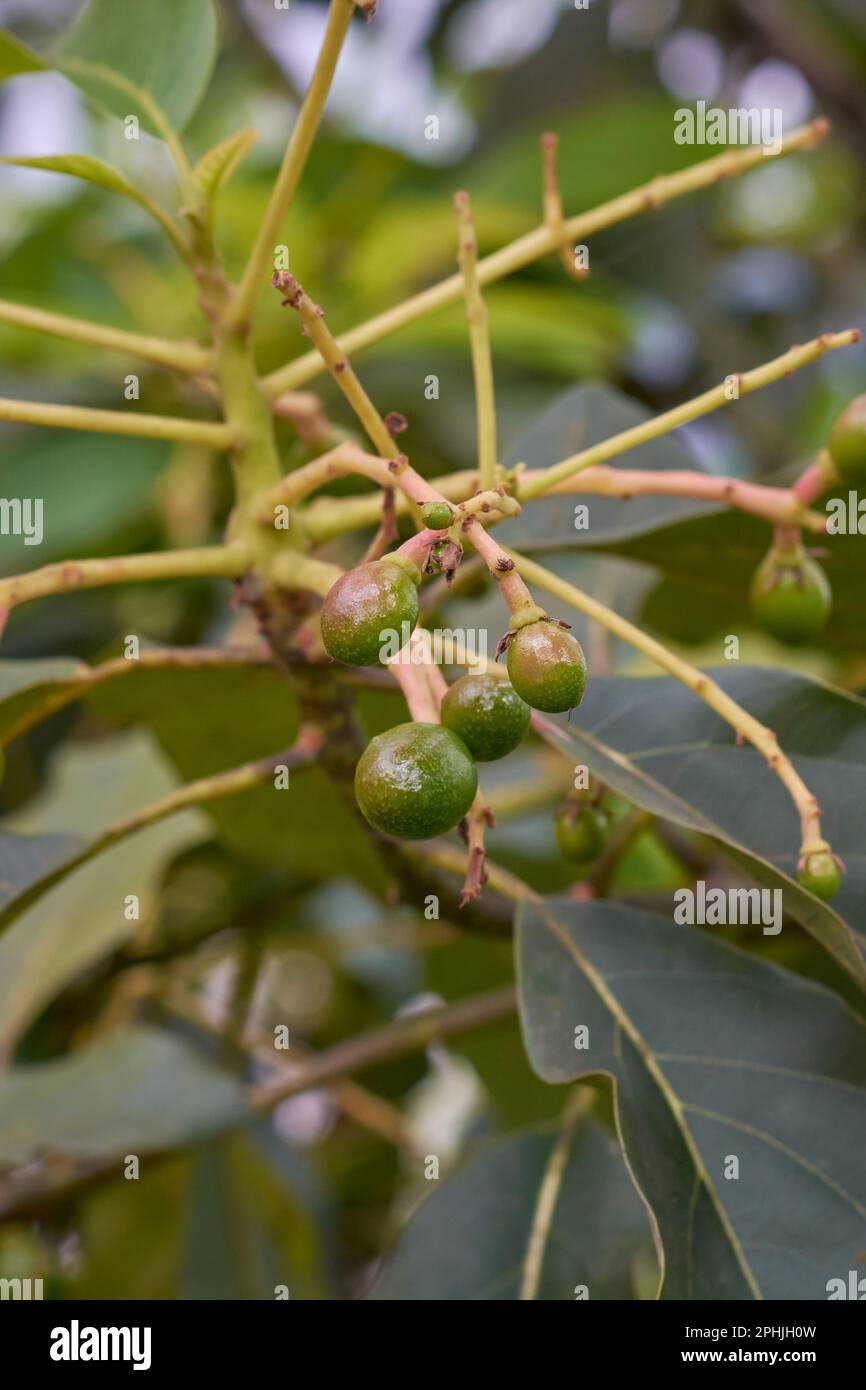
[372,1116,651,1300]
[517,898,866,1300]
[55,0,218,133]
[499,381,717,550]
[87,664,388,893]
[535,667,866,985]
[0,1026,245,1164]
[0,731,206,1048]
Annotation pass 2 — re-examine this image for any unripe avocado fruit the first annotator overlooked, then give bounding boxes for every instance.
[749,549,831,644]
[507,620,587,713]
[354,722,477,839]
[440,671,531,761]
[829,393,866,485]
[797,850,842,901]
[321,559,419,666]
[420,500,453,530]
[555,804,608,864]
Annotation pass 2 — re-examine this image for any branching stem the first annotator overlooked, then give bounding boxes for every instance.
[519,330,860,499]
[0,299,214,374]
[509,550,826,853]
[0,397,236,448]
[454,190,497,490]
[262,119,831,396]
[229,0,356,329]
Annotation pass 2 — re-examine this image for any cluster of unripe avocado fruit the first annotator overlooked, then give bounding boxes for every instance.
[749,392,866,645]
[319,535,587,848]
[318,393,866,898]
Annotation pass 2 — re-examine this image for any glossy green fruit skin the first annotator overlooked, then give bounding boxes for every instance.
[750,553,831,644]
[507,621,587,713]
[829,394,866,485]
[440,672,531,761]
[421,500,453,530]
[321,560,419,666]
[797,851,842,901]
[555,806,607,864]
[354,722,477,840]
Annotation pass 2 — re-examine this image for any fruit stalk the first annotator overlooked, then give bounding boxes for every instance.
[510,549,828,855]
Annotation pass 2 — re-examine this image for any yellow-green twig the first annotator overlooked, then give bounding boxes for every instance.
[262,118,830,396]
[0,299,214,373]
[519,330,860,499]
[229,0,356,329]
[0,397,237,448]
[509,549,826,854]
[454,190,497,490]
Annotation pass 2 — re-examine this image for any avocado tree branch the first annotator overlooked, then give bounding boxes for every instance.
[0,543,248,621]
[518,330,861,499]
[296,449,829,546]
[509,549,828,856]
[0,299,215,374]
[454,190,497,491]
[0,397,237,447]
[261,118,831,396]
[250,984,517,1110]
[228,0,356,330]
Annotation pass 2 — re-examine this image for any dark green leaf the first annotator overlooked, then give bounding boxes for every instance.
[537,668,866,984]
[372,1116,651,1300]
[517,898,866,1299]
[0,1026,244,1164]
[0,732,206,1046]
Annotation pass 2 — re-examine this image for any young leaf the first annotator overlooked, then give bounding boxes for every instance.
[53,0,218,133]
[0,154,186,253]
[193,128,257,204]
[0,29,44,80]
[517,897,866,1299]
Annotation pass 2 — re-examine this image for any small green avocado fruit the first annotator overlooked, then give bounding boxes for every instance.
[420,500,454,531]
[796,850,842,901]
[321,559,419,666]
[829,393,866,486]
[507,620,587,713]
[749,548,831,644]
[441,670,531,761]
[354,722,478,839]
[555,804,608,865]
